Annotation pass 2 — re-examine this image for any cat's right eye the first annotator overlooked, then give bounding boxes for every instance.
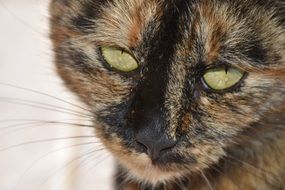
[101,47,139,72]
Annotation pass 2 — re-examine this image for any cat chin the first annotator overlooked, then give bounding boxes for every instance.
[117,153,186,185]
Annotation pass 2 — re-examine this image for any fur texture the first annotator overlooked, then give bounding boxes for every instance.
[50,0,285,189]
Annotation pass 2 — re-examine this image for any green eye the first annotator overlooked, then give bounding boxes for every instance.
[202,66,245,91]
[101,47,139,72]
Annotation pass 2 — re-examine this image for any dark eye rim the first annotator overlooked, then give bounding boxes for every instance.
[97,47,141,77]
[200,65,248,93]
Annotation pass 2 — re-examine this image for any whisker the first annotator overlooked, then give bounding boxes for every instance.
[67,150,97,178]
[15,141,101,190]
[0,119,92,124]
[0,82,91,113]
[35,147,104,190]
[0,99,92,118]
[0,97,93,118]
[0,0,43,34]
[0,121,42,130]
[226,154,283,183]
[0,120,93,130]
[200,170,214,190]
[0,136,97,152]
[0,122,48,137]
[69,152,109,183]
[0,121,94,138]
[84,153,110,173]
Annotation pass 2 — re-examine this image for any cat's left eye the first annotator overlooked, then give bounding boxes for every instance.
[101,47,139,72]
[202,65,246,92]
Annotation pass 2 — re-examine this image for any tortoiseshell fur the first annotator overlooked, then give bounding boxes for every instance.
[50,0,285,189]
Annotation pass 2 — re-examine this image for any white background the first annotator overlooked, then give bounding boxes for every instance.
[0,0,113,190]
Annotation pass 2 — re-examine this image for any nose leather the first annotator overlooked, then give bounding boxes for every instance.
[136,131,176,161]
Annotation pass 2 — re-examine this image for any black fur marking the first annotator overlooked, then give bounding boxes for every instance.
[130,0,194,134]
[71,1,107,31]
[244,36,268,65]
[58,45,96,74]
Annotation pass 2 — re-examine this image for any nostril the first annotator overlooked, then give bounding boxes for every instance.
[135,134,177,161]
[135,139,148,151]
[158,139,176,156]
[160,141,176,152]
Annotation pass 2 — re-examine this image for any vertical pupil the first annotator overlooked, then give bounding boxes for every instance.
[225,65,229,74]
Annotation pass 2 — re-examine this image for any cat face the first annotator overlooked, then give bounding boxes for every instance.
[50,0,285,185]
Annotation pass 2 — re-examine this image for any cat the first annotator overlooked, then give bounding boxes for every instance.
[49,0,285,189]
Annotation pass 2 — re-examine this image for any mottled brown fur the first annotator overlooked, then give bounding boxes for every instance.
[50,0,285,189]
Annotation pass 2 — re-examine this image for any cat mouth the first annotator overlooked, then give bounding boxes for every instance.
[118,153,187,185]
[99,130,194,183]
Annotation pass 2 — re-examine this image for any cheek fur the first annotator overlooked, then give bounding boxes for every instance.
[54,41,135,111]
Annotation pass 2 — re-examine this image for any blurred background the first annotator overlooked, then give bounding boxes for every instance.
[0,0,113,190]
